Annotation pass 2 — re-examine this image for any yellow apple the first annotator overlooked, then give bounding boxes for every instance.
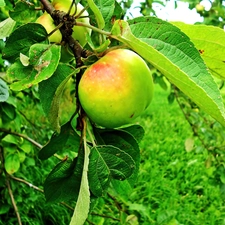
[36,12,62,43]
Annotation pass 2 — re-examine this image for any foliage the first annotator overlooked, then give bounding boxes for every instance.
[1,0,225,224]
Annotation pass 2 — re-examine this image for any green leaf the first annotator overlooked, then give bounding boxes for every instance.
[2,134,20,145]
[9,1,36,23]
[0,18,16,39]
[39,63,76,132]
[111,17,225,127]
[44,157,83,203]
[5,153,20,174]
[97,128,140,171]
[0,0,5,7]
[171,22,225,79]
[97,128,140,189]
[95,0,115,30]
[87,0,105,29]
[69,142,90,225]
[1,102,16,121]
[122,125,145,143]
[39,122,80,160]
[2,23,48,61]
[0,78,9,102]
[9,44,60,91]
[88,145,136,197]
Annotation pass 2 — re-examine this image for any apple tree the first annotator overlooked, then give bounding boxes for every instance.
[1,0,225,224]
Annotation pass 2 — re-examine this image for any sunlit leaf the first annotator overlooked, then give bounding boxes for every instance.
[0,18,16,39]
[5,153,20,174]
[9,44,60,91]
[171,22,225,79]
[0,79,9,102]
[87,0,105,29]
[69,143,90,225]
[111,17,225,127]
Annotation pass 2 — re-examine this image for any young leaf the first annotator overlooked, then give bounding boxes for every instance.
[39,122,80,160]
[8,44,60,91]
[4,153,20,174]
[171,22,225,79]
[0,18,16,39]
[111,18,225,127]
[44,157,83,203]
[69,141,90,225]
[87,0,105,29]
[2,23,48,61]
[0,79,9,102]
[0,0,5,7]
[39,64,77,132]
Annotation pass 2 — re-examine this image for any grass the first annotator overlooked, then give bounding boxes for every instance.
[88,84,225,224]
[129,84,225,225]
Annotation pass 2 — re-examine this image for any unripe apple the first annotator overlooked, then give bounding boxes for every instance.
[52,0,91,47]
[78,49,154,128]
[195,4,205,13]
[36,12,62,43]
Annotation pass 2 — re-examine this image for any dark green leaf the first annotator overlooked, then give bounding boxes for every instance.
[93,128,141,193]
[2,23,48,61]
[39,122,80,160]
[1,102,16,120]
[9,1,36,23]
[44,156,83,203]
[39,63,77,132]
[97,129,140,169]
[0,79,9,102]
[88,145,135,197]
[122,125,145,143]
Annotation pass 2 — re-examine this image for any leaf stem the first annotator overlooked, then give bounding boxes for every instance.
[75,21,111,36]
[87,123,96,147]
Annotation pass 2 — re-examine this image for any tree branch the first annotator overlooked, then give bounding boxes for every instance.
[0,128,43,149]
[6,176,22,225]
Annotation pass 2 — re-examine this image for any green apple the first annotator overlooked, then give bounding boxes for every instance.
[195,4,205,13]
[52,0,91,47]
[36,12,62,43]
[78,49,154,128]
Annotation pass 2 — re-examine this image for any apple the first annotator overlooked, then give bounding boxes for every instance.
[195,4,205,13]
[78,49,154,128]
[36,12,62,43]
[52,0,91,47]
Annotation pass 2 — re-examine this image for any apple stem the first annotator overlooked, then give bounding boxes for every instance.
[75,21,111,37]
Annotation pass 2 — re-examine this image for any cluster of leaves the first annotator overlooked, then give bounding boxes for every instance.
[1,0,225,224]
